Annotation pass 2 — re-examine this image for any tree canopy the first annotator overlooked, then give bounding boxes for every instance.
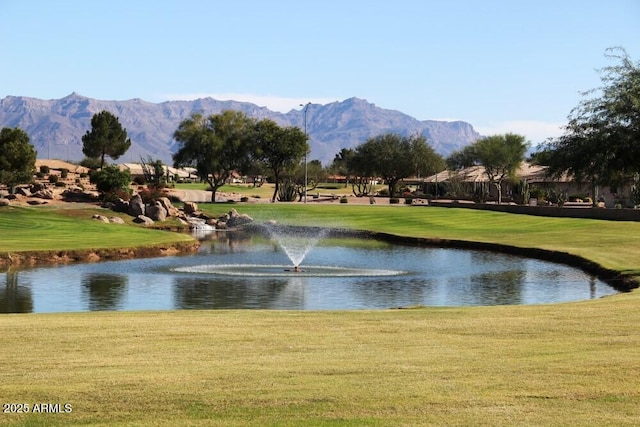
[352,133,443,198]
[0,127,37,191]
[253,119,309,202]
[82,110,131,169]
[173,110,255,202]
[532,48,640,195]
[447,133,529,204]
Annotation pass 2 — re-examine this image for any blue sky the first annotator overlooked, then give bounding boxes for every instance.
[1,0,638,146]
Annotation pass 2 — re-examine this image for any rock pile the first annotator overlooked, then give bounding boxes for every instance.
[105,196,253,230]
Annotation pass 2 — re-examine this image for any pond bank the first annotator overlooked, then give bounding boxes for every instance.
[0,240,200,269]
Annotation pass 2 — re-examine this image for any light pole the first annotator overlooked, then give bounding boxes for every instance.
[300,102,311,203]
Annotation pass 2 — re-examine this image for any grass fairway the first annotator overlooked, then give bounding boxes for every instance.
[201,204,640,279]
[1,203,640,425]
[1,298,639,426]
[0,205,194,254]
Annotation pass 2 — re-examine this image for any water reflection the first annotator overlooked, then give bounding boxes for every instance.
[173,277,302,310]
[81,274,128,311]
[0,230,620,313]
[0,270,33,313]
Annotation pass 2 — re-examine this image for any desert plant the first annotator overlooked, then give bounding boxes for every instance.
[277,179,297,202]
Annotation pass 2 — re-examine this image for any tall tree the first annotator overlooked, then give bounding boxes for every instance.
[0,127,37,192]
[410,134,446,178]
[82,111,131,169]
[353,133,442,198]
[448,133,529,204]
[173,110,254,202]
[329,148,355,187]
[532,48,640,200]
[253,119,308,202]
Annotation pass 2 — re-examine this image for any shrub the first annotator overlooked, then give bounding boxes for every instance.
[240,196,249,202]
[39,165,50,174]
[48,174,59,184]
[340,196,348,204]
[404,197,414,205]
[390,197,400,204]
[36,172,45,179]
[54,181,66,188]
[60,169,68,179]
[90,165,131,195]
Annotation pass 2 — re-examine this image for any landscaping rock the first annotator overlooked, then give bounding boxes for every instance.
[92,214,110,223]
[146,200,167,222]
[132,215,154,225]
[109,217,126,224]
[183,201,198,215]
[32,189,55,199]
[0,199,10,206]
[156,197,179,217]
[128,194,145,216]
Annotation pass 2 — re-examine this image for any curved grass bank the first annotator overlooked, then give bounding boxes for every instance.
[1,203,639,425]
[203,204,640,285]
[0,205,198,267]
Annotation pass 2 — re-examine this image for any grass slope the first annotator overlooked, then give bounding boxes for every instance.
[1,203,639,425]
[203,204,640,278]
[0,206,193,253]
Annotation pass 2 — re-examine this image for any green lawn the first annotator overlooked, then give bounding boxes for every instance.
[0,205,193,253]
[201,203,640,279]
[1,203,639,425]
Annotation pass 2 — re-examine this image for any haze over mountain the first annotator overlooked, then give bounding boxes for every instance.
[0,93,481,165]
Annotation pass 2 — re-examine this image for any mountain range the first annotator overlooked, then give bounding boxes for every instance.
[0,93,482,165]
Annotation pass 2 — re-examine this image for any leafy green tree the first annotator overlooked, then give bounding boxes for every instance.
[448,133,529,204]
[173,111,255,202]
[329,148,355,187]
[532,48,640,201]
[253,119,308,202]
[410,134,446,178]
[291,159,326,201]
[82,111,131,169]
[354,133,443,198]
[344,147,376,197]
[0,127,37,192]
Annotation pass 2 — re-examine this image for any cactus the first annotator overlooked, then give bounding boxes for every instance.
[515,178,530,205]
[277,179,297,202]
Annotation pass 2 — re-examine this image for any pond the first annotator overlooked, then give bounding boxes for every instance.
[0,229,618,313]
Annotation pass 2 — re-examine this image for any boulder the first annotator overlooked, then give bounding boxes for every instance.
[32,189,55,199]
[111,198,130,213]
[183,201,198,215]
[146,200,167,222]
[227,213,253,227]
[30,183,46,193]
[128,194,145,216]
[16,187,31,197]
[109,217,126,224]
[0,199,10,206]
[92,214,110,223]
[132,215,154,225]
[156,197,180,217]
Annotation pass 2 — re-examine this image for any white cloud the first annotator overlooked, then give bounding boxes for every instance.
[475,120,566,147]
[159,92,338,113]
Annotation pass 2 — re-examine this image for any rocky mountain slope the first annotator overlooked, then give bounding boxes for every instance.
[0,93,481,165]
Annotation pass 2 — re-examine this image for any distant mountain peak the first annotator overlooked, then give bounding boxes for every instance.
[0,94,481,165]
